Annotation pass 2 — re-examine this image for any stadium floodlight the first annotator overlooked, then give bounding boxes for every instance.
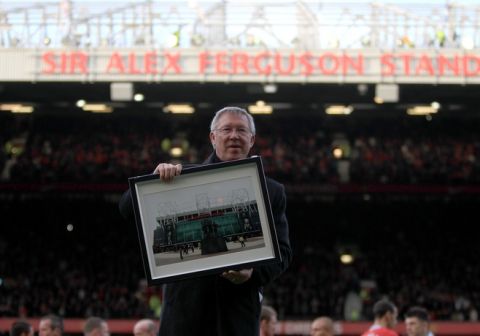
[406,105,438,115]
[325,105,353,115]
[163,104,195,114]
[170,147,183,157]
[431,101,441,110]
[0,103,33,113]
[82,104,113,113]
[263,84,277,94]
[248,101,273,114]
[134,93,144,102]
[76,99,86,108]
[332,147,343,159]
[340,253,354,265]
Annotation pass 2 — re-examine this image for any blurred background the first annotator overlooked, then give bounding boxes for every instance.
[1,0,480,335]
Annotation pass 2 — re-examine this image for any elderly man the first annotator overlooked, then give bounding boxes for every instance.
[120,107,292,336]
[133,319,157,336]
[311,316,334,336]
[260,305,278,336]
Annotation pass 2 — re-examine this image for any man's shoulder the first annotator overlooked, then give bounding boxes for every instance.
[265,176,284,191]
[361,328,398,336]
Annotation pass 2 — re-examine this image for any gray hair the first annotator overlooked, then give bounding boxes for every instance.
[260,305,277,322]
[83,317,105,335]
[210,106,256,135]
[41,315,63,333]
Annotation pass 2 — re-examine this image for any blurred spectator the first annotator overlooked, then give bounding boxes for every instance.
[1,114,480,323]
[260,305,278,336]
[39,315,63,336]
[361,299,398,336]
[405,306,434,336]
[10,321,33,336]
[310,316,334,336]
[83,317,109,336]
[2,114,480,186]
[133,319,157,336]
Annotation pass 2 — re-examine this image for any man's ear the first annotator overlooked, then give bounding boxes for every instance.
[260,319,267,330]
[249,135,255,148]
[209,132,216,148]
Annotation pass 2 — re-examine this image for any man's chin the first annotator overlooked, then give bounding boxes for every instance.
[226,154,244,161]
[221,150,247,161]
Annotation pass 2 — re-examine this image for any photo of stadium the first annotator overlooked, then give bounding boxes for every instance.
[1,1,480,335]
[151,197,263,262]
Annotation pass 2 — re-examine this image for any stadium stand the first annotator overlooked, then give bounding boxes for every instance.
[2,1,480,334]
[1,112,479,332]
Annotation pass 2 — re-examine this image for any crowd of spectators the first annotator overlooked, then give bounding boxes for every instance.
[264,200,480,322]
[1,112,480,322]
[1,198,478,321]
[0,199,161,320]
[1,113,480,185]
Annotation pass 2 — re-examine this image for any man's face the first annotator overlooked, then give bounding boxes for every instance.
[260,315,277,336]
[210,112,255,161]
[133,323,153,336]
[99,322,110,336]
[405,317,428,336]
[39,320,55,336]
[386,309,399,329]
[310,319,333,336]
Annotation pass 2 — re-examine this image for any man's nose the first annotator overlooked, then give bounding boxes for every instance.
[228,129,241,138]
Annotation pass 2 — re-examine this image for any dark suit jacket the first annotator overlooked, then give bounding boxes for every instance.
[119,153,292,336]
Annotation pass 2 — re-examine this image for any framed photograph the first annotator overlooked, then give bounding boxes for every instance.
[128,156,281,285]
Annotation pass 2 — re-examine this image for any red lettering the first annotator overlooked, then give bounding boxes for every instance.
[400,53,413,75]
[318,53,339,75]
[106,53,125,73]
[215,52,231,74]
[60,53,68,73]
[274,53,295,75]
[128,53,141,74]
[232,52,249,74]
[342,54,364,75]
[144,52,157,74]
[163,53,181,74]
[299,53,313,75]
[438,55,459,75]
[381,54,395,75]
[70,52,88,74]
[42,52,56,73]
[199,52,210,73]
[254,53,271,75]
[463,55,480,76]
[415,54,434,75]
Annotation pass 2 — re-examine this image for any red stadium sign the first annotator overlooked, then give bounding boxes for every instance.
[0,48,479,83]
[39,50,480,77]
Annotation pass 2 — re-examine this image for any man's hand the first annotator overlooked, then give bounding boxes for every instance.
[153,163,182,181]
[221,269,253,285]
